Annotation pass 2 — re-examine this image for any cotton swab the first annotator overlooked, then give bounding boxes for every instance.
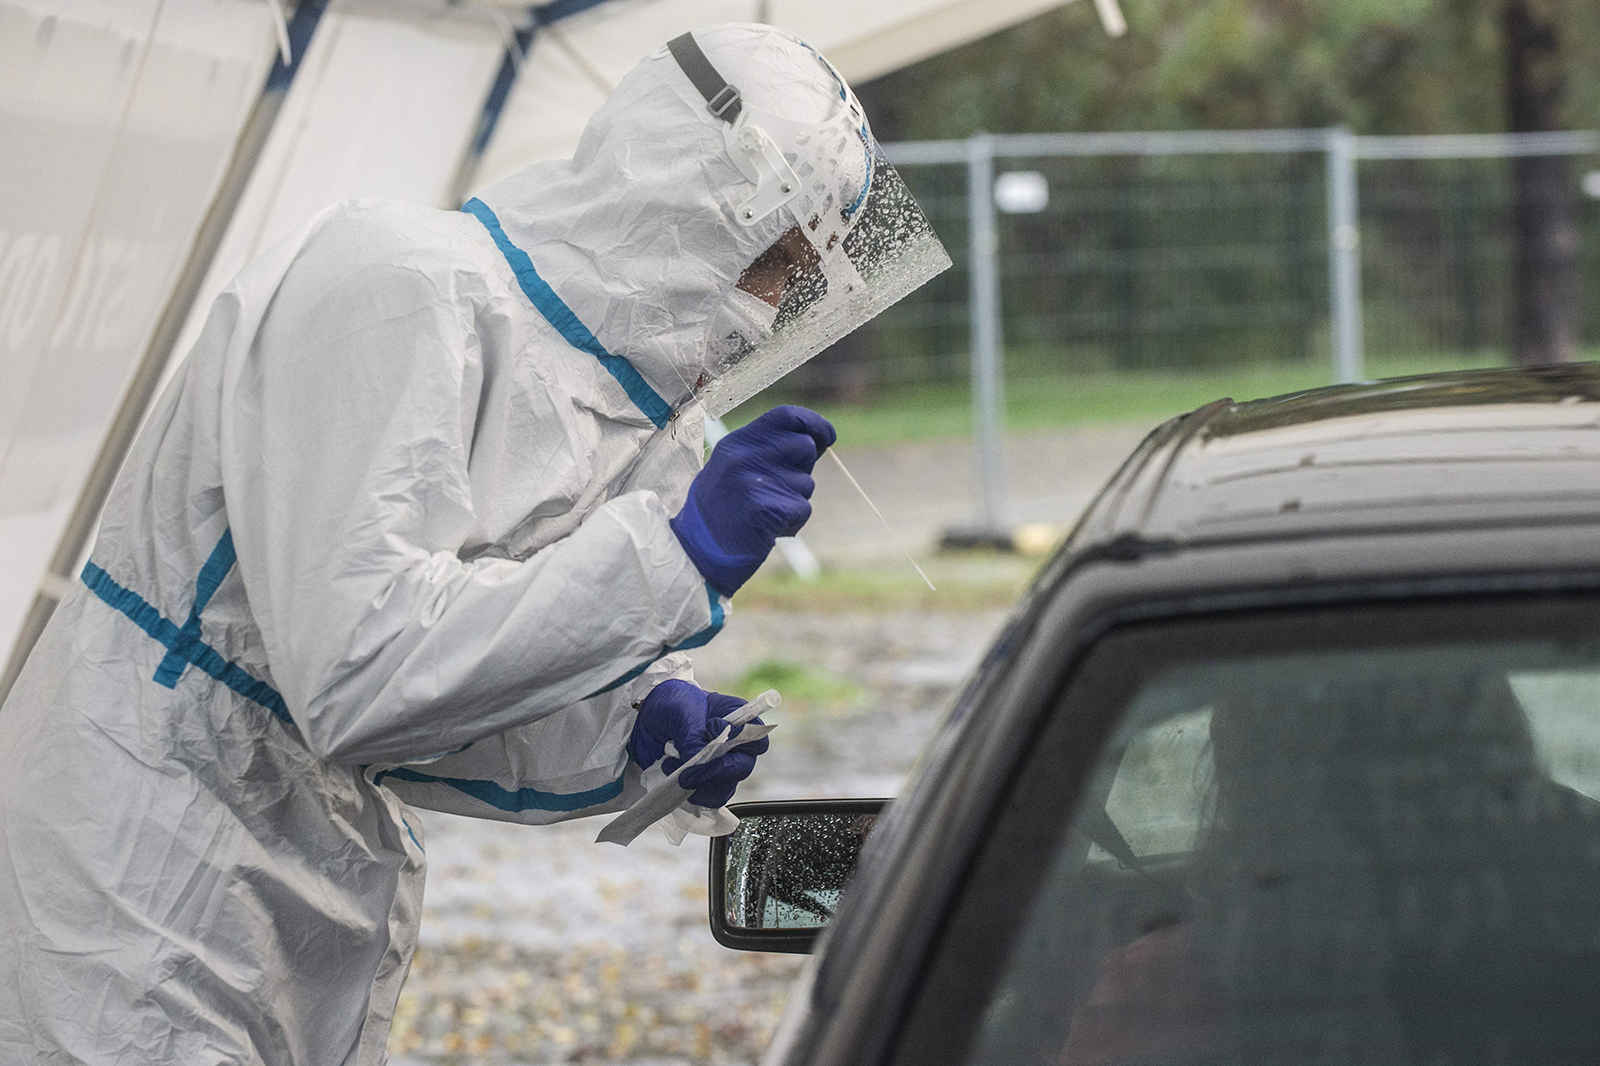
[824,449,936,592]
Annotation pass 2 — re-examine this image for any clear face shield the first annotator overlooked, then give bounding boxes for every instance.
[667,31,952,418]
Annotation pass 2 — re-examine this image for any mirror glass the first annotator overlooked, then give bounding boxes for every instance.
[722,810,881,931]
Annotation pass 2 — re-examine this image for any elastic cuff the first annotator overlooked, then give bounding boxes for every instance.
[669,502,763,598]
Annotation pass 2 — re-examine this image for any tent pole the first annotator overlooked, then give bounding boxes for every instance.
[0,1,329,704]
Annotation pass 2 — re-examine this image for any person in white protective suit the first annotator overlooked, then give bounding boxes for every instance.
[0,22,947,1065]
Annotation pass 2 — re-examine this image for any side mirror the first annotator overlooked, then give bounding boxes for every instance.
[709,798,888,954]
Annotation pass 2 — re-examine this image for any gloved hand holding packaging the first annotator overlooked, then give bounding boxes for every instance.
[600,681,778,845]
[627,679,771,806]
[670,405,836,596]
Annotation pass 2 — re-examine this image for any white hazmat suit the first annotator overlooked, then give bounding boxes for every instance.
[0,25,849,1064]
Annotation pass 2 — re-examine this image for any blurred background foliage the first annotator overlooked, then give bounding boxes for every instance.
[856,0,1600,141]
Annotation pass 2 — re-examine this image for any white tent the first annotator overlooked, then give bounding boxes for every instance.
[0,0,1077,689]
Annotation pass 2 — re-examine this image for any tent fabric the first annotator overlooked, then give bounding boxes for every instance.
[471,0,1075,190]
[0,0,279,660]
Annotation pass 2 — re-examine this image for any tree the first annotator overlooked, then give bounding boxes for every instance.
[1502,0,1578,365]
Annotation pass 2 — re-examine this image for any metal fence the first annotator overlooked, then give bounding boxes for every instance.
[786,128,1600,536]
[854,129,1600,385]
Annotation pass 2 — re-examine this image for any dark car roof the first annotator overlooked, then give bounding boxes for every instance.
[1071,363,1600,550]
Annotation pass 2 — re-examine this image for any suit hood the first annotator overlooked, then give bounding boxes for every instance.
[472,24,843,412]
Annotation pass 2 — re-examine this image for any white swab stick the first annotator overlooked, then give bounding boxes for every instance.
[824,449,936,592]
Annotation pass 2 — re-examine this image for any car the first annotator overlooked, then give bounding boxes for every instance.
[709,363,1600,1066]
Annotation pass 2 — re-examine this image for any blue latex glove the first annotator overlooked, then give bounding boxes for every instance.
[671,405,836,597]
[628,679,770,808]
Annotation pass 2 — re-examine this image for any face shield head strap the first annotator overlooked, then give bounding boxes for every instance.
[667,32,742,124]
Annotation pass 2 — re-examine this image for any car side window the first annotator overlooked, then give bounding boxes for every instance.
[896,596,1600,1066]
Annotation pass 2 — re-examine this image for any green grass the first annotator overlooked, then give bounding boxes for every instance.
[735,552,1043,613]
[727,351,1518,448]
[726,659,864,714]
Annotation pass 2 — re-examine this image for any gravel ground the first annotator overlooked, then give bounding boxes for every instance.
[387,608,1009,1066]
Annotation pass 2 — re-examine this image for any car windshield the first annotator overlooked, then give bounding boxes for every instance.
[959,595,1600,1066]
